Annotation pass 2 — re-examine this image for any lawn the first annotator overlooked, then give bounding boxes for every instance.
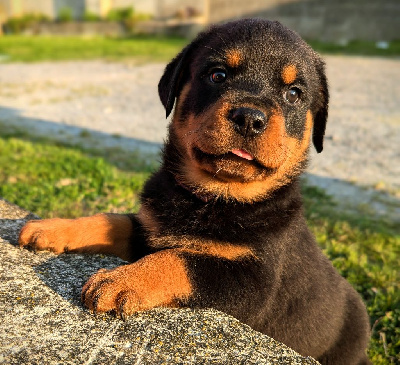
[0,131,398,364]
[0,35,399,63]
[0,132,155,218]
[0,35,188,63]
[308,39,400,58]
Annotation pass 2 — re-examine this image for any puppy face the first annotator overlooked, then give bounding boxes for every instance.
[159,19,328,202]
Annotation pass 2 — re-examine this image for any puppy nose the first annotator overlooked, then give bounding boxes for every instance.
[228,107,267,138]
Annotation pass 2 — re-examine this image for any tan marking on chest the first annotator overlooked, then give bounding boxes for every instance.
[149,234,255,261]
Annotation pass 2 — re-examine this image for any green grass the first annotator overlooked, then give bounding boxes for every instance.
[0,35,399,64]
[302,186,400,364]
[308,39,400,58]
[0,135,154,217]
[0,35,187,63]
[0,132,398,364]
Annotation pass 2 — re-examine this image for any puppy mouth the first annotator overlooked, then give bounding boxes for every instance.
[192,147,276,179]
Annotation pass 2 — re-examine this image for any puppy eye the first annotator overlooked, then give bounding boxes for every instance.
[209,69,227,83]
[284,87,301,104]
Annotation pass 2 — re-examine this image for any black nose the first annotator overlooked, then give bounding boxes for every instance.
[228,107,268,138]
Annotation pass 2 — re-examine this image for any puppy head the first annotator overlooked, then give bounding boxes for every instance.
[159,19,329,202]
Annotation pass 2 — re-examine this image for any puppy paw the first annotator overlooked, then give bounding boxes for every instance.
[81,267,141,318]
[18,219,70,254]
[81,251,192,318]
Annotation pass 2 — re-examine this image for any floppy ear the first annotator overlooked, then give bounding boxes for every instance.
[312,59,329,153]
[158,45,192,118]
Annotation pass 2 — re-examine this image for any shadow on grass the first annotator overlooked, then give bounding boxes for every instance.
[0,105,162,173]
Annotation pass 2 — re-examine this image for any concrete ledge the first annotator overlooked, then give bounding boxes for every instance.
[0,198,318,364]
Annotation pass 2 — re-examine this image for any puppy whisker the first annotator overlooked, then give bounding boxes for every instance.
[202,45,225,58]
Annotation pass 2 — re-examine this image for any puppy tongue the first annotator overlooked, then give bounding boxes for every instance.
[231,149,254,161]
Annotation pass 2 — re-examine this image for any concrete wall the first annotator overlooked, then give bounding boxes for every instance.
[85,0,111,17]
[0,0,54,18]
[156,0,205,19]
[54,0,85,18]
[114,0,156,15]
[0,0,86,19]
[208,0,400,42]
[128,0,400,42]
[0,0,398,41]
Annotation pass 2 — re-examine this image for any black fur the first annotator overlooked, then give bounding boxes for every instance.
[19,18,371,365]
[147,19,370,364]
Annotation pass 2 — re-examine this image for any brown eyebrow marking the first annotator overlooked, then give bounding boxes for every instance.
[225,49,243,68]
[282,64,297,84]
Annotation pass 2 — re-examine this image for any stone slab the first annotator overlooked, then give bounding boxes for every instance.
[0,199,318,364]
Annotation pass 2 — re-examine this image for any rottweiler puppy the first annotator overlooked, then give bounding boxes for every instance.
[19,19,371,364]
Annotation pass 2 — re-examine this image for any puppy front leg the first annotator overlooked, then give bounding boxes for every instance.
[18,213,145,262]
[81,249,192,318]
[81,247,264,319]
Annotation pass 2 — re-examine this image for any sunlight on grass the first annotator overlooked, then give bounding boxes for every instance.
[0,35,398,64]
[0,35,188,63]
[308,39,400,57]
[0,137,150,217]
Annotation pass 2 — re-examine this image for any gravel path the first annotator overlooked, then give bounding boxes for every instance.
[0,56,399,220]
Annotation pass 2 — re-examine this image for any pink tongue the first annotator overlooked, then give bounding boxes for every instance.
[231,149,254,161]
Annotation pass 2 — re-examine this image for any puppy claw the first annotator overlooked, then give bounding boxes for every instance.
[116,291,141,319]
[82,277,113,311]
[116,295,129,320]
